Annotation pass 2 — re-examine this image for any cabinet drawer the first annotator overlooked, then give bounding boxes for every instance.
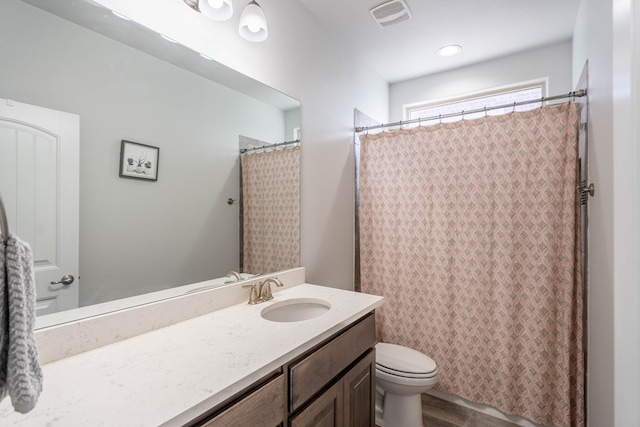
[289,313,375,412]
[200,374,285,427]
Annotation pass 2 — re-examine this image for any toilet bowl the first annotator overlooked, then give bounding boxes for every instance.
[375,342,438,427]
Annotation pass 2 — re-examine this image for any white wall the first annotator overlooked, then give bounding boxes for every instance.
[284,108,301,141]
[610,0,640,423]
[573,1,615,425]
[389,40,573,122]
[0,0,288,305]
[92,0,390,291]
[572,0,640,425]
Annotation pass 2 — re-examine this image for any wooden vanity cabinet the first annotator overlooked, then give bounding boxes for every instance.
[189,371,285,427]
[186,312,376,427]
[287,313,376,427]
[342,350,376,427]
[290,349,375,427]
[289,377,344,427]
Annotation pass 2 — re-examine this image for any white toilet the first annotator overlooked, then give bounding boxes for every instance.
[375,342,438,427]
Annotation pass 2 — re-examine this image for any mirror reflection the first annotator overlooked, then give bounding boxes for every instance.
[0,0,301,326]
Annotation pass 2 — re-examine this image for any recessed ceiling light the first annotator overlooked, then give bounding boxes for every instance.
[438,45,462,57]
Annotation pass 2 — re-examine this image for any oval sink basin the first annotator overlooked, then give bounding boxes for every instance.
[261,298,331,322]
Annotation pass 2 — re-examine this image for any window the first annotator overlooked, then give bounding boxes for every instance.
[403,80,547,124]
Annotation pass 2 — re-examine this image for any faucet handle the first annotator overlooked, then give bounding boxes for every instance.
[242,283,259,305]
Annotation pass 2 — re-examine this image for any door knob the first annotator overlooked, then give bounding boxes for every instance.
[50,274,74,286]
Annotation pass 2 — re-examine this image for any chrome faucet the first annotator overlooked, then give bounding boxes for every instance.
[242,277,284,305]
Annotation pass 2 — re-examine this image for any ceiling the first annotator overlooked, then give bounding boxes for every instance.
[298,0,582,83]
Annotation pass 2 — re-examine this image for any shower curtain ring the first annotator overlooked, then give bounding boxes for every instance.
[461,110,465,120]
[512,102,516,113]
[439,114,442,124]
[484,107,487,117]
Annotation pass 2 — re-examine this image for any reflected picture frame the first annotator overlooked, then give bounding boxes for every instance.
[119,140,159,181]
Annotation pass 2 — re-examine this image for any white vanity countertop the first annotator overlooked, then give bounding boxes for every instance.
[0,284,383,426]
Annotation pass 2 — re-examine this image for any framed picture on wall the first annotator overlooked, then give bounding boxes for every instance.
[119,140,159,181]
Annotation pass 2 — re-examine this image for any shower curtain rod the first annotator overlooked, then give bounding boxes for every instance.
[240,138,300,154]
[355,89,587,133]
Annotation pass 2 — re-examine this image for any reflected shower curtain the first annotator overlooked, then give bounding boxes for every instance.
[241,146,300,274]
[359,103,583,427]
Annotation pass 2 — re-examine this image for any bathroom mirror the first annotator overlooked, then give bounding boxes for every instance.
[0,0,301,326]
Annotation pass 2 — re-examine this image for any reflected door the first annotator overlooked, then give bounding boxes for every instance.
[0,98,79,314]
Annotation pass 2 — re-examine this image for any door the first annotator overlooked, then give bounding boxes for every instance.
[342,350,375,427]
[0,98,79,314]
[290,379,344,427]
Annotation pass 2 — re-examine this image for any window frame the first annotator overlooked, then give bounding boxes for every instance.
[403,79,548,122]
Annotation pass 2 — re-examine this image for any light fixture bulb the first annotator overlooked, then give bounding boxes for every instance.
[239,1,268,42]
[438,45,462,57]
[199,0,233,21]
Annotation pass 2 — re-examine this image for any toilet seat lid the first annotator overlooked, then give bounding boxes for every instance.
[376,342,437,376]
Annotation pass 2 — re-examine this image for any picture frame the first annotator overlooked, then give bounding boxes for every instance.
[119,140,159,181]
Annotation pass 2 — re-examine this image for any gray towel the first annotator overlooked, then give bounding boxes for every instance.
[0,235,42,413]
[0,238,7,403]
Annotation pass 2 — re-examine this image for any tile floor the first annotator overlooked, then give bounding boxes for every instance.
[420,394,521,427]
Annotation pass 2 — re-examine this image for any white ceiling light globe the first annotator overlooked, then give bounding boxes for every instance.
[239,1,268,42]
[199,0,233,21]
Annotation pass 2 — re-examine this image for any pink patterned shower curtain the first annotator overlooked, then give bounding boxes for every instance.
[359,103,583,427]
[241,146,300,274]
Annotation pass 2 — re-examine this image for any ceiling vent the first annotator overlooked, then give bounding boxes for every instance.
[370,0,412,28]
